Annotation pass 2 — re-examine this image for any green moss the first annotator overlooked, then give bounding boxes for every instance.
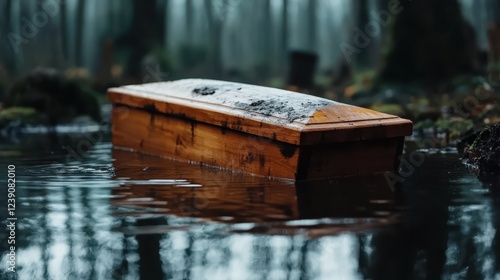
[353,69,376,91]
[467,136,480,154]
[436,118,474,138]
[0,107,46,127]
[414,119,435,130]
[267,77,286,89]
[369,103,405,116]
[314,75,332,88]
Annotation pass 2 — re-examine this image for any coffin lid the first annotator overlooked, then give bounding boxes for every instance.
[108,79,413,145]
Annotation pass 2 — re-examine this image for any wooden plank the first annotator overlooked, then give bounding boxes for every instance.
[112,105,300,179]
[296,137,402,179]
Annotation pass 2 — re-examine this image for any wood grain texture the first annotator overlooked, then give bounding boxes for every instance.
[112,105,300,179]
[112,105,405,179]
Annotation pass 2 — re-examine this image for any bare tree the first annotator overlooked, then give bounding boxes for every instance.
[185,0,194,42]
[75,0,85,67]
[281,0,289,74]
[308,0,317,52]
[124,0,165,80]
[59,0,68,60]
[204,0,226,77]
[378,0,474,94]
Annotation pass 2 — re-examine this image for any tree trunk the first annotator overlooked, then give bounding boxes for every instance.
[185,0,194,42]
[378,0,474,93]
[281,0,289,74]
[125,0,165,81]
[262,0,272,73]
[2,0,15,74]
[75,0,85,67]
[352,0,370,69]
[60,0,68,60]
[490,0,500,22]
[204,0,223,77]
[308,0,317,52]
[136,218,163,280]
[487,0,500,65]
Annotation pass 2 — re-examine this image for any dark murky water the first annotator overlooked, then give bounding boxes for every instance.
[1,131,499,280]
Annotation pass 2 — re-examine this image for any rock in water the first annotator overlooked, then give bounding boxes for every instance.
[460,124,500,185]
[3,68,101,127]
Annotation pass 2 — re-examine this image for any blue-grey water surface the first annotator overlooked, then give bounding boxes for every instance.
[0,130,499,280]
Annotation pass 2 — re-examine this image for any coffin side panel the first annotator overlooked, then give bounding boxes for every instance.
[296,137,403,179]
[112,105,299,179]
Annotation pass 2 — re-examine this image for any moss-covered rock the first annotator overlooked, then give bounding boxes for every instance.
[3,68,101,126]
[460,124,500,184]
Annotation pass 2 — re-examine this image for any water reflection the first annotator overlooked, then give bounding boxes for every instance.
[0,137,499,280]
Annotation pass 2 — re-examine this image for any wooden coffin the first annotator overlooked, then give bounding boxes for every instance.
[108,79,412,180]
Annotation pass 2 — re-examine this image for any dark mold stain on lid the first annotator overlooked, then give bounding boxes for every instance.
[192,86,217,96]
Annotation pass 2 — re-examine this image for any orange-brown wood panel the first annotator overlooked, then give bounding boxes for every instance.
[109,90,303,145]
[296,137,402,179]
[112,105,300,179]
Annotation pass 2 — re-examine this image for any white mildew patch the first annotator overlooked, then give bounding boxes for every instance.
[128,79,340,122]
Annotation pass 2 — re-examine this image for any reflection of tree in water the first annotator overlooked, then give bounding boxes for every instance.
[136,217,164,280]
[444,171,500,279]
[357,235,371,279]
[41,185,50,280]
[366,155,450,280]
[251,236,272,279]
[32,181,134,279]
[111,220,130,280]
[363,155,500,279]
[494,197,500,275]
[63,187,76,279]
